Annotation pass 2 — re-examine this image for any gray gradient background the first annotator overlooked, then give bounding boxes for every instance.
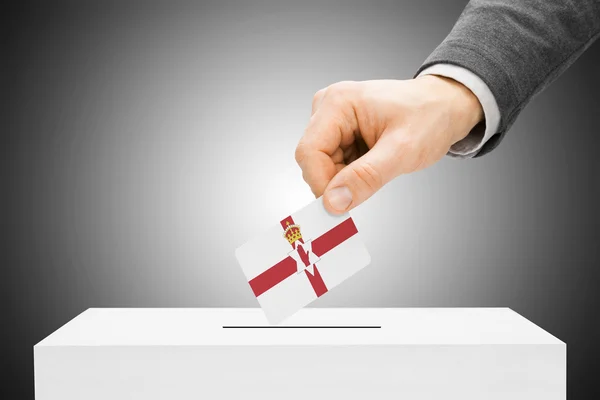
[3,0,599,398]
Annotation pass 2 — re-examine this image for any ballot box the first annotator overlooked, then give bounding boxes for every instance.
[34,308,565,399]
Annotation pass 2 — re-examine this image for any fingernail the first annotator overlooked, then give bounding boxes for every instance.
[326,186,352,212]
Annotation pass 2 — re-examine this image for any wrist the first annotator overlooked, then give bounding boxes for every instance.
[418,74,484,144]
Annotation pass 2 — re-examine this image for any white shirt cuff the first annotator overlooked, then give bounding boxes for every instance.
[418,64,500,158]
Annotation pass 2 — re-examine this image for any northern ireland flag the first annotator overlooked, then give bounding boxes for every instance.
[235,197,371,324]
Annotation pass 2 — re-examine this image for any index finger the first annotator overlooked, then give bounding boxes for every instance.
[295,144,338,197]
[295,104,347,197]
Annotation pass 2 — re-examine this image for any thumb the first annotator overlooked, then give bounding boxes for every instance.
[322,138,399,214]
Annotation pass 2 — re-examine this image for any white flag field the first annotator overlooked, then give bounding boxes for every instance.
[235,197,371,324]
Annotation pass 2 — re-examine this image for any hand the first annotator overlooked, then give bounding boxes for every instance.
[295,76,484,214]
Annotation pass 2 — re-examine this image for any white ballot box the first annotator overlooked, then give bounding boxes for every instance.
[34,308,565,399]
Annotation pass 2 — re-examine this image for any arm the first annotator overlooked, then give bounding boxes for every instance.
[416,0,600,157]
[296,1,600,214]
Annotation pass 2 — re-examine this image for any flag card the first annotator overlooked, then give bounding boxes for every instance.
[235,197,371,324]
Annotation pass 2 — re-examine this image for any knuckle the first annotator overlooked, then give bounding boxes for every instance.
[313,88,326,103]
[329,80,353,94]
[326,92,345,110]
[295,141,307,165]
[325,113,347,133]
[324,81,361,116]
[301,166,310,184]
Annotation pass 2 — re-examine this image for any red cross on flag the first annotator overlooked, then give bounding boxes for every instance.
[235,197,371,324]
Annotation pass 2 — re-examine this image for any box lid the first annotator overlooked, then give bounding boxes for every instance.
[35,308,563,347]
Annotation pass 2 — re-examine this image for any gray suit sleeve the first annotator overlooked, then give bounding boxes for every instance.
[416,0,600,157]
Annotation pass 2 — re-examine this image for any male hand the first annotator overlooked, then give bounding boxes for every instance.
[295,76,484,214]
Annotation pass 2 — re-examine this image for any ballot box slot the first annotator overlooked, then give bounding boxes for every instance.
[222,325,381,329]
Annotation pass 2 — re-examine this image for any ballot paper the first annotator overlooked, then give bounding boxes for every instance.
[235,197,371,324]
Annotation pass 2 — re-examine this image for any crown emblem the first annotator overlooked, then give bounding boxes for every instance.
[283,221,302,245]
